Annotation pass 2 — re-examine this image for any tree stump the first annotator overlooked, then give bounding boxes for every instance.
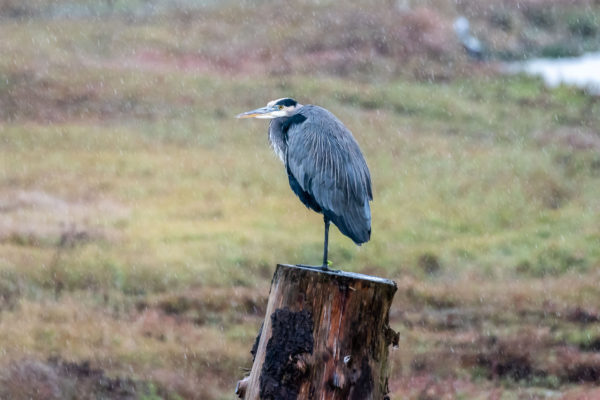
[236,264,398,400]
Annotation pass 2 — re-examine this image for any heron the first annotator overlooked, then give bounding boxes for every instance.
[237,98,372,271]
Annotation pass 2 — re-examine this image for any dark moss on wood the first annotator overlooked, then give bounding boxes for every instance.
[259,308,313,400]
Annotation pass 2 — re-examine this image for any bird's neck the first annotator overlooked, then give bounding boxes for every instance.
[269,118,288,163]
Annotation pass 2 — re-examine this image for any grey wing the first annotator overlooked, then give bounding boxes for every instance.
[286,106,372,244]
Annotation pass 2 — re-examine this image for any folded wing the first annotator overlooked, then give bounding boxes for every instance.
[285,106,372,245]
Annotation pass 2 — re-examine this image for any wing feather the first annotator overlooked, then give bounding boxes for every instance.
[285,105,372,244]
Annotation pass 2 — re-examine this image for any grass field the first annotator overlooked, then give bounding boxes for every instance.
[1,1,600,399]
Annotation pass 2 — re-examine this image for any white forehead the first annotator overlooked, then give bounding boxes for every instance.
[267,98,288,107]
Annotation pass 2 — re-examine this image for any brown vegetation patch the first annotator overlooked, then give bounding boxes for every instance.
[274,6,458,80]
[556,347,600,384]
[535,128,600,152]
[565,361,600,383]
[0,70,100,123]
[464,331,600,385]
[468,332,545,381]
[137,287,267,326]
[403,286,458,310]
[566,306,600,324]
[523,169,572,210]
[92,49,242,76]
[101,5,458,81]
[389,375,483,400]
[0,189,127,247]
[149,368,224,400]
[418,253,442,275]
[0,69,170,123]
[580,337,600,352]
[0,270,22,311]
[0,357,149,400]
[418,308,482,331]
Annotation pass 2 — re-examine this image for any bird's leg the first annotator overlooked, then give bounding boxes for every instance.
[322,217,330,270]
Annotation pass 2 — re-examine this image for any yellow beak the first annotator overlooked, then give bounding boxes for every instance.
[236,106,278,119]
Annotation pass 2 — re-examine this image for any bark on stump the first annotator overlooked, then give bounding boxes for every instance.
[237,264,398,400]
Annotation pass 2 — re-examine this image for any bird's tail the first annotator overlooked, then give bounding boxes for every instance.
[325,200,371,245]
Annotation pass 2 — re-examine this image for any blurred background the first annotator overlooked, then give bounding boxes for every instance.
[1,0,600,398]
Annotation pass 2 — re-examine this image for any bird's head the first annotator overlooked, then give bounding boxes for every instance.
[236,98,302,119]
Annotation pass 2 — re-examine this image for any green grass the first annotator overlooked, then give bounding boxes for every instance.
[2,73,598,290]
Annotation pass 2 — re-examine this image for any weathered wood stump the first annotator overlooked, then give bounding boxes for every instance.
[236,264,398,400]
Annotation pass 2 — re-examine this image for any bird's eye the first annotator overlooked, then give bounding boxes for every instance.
[278,105,284,110]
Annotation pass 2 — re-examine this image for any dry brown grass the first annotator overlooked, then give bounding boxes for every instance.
[0,273,599,398]
[0,358,143,400]
[0,292,255,399]
[0,189,127,246]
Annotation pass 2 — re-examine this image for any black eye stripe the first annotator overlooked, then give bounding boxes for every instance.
[274,98,297,107]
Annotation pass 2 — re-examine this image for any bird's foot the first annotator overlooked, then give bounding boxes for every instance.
[295,264,321,270]
[295,263,336,272]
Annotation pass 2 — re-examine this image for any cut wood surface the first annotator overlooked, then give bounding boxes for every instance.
[237,264,398,400]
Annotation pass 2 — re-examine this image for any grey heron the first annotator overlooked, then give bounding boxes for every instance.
[237,98,372,270]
